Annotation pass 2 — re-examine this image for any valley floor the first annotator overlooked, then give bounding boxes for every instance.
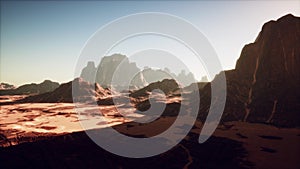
[0,95,299,169]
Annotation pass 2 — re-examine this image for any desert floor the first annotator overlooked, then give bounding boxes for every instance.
[0,95,299,169]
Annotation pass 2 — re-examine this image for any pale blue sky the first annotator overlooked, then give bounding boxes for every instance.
[1,1,299,86]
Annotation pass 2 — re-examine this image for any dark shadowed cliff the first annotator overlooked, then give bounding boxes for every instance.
[199,14,300,127]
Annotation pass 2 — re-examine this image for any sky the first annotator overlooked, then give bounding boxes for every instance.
[1,1,299,86]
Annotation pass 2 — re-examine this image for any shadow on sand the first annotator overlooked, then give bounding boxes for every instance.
[0,123,254,169]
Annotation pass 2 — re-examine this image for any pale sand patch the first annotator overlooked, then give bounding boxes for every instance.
[0,95,27,103]
[0,101,138,145]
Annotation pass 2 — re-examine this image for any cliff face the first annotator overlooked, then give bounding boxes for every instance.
[200,14,300,127]
[81,54,146,88]
[244,14,300,126]
[80,61,96,83]
[95,54,142,87]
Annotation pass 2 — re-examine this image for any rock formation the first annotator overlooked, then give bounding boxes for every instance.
[95,54,144,88]
[0,80,59,95]
[130,79,179,98]
[18,78,110,103]
[0,83,15,90]
[80,61,96,82]
[198,14,300,127]
[80,54,196,89]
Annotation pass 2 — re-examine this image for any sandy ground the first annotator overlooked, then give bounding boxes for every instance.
[113,117,300,169]
[0,95,27,102]
[211,122,300,169]
[0,95,135,146]
[1,95,300,169]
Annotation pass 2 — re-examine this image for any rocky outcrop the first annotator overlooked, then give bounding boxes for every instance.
[130,79,179,98]
[18,78,110,103]
[95,54,144,88]
[0,80,59,95]
[80,61,97,82]
[199,14,300,127]
[0,83,15,90]
[244,14,300,126]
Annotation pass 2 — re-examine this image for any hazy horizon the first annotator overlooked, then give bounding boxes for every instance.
[1,1,299,86]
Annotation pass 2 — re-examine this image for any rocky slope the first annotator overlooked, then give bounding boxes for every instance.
[18,78,110,103]
[130,79,179,98]
[0,80,59,95]
[198,14,300,127]
[0,83,15,90]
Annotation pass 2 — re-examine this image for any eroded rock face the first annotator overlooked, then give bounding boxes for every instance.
[199,14,300,127]
[95,54,143,88]
[80,61,97,83]
[246,14,300,126]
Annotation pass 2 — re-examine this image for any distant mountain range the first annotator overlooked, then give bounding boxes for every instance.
[80,54,196,88]
[198,14,300,127]
[0,80,59,96]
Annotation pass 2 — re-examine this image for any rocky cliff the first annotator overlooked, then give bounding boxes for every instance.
[199,14,300,127]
